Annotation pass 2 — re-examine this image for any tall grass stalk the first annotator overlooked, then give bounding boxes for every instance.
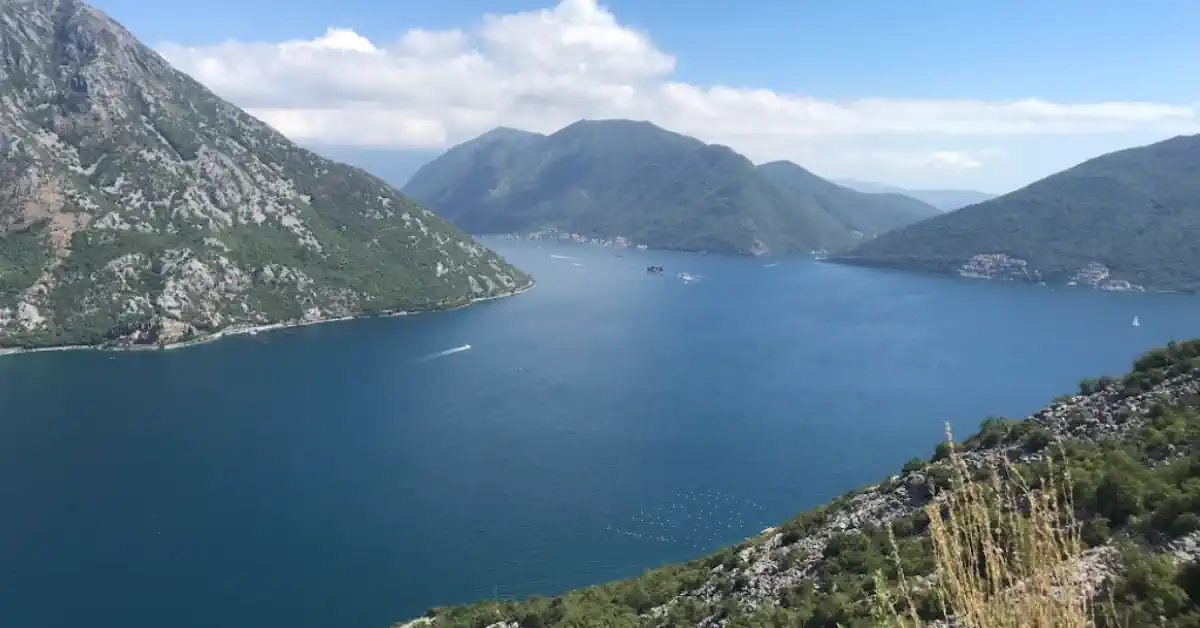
[878,424,1094,628]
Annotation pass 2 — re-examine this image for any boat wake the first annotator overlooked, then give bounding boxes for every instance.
[549,254,581,260]
[414,344,472,363]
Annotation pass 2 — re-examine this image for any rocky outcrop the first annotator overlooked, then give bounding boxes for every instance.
[0,0,531,349]
[1031,373,1200,443]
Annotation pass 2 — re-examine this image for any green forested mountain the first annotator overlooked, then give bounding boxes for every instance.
[403,120,938,255]
[833,134,1200,292]
[398,339,1200,628]
[0,0,530,350]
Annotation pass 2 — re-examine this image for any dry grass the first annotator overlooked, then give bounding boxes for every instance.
[875,424,1096,628]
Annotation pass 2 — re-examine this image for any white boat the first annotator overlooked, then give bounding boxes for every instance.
[1132,316,1140,327]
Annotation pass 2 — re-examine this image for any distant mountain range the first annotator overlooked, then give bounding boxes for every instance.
[304,146,993,215]
[402,120,941,255]
[834,179,997,211]
[304,144,440,190]
[759,163,943,235]
[833,134,1200,292]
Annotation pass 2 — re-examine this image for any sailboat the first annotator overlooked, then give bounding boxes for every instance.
[1132,316,1140,327]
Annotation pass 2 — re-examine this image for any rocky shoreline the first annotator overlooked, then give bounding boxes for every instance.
[827,252,1184,294]
[0,281,535,359]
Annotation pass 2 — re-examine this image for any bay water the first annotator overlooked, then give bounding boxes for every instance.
[2,238,1197,628]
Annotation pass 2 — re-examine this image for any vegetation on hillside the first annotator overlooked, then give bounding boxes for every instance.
[400,339,1200,628]
[834,134,1200,292]
[0,0,530,349]
[403,120,939,256]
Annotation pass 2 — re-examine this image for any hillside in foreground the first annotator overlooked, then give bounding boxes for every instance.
[0,0,529,350]
[399,338,1200,627]
[832,134,1200,293]
[402,121,940,256]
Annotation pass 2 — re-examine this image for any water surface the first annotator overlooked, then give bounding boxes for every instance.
[1,239,1197,628]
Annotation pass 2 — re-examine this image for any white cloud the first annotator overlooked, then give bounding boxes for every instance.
[156,0,1199,191]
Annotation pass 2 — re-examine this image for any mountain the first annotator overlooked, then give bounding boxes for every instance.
[403,120,937,255]
[303,144,440,189]
[835,178,997,211]
[0,0,530,350]
[402,339,1200,627]
[757,161,942,236]
[833,134,1200,292]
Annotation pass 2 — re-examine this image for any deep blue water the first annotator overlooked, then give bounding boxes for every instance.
[2,238,1199,628]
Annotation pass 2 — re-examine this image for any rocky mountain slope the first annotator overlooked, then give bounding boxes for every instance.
[834,179,996,212]
[0,0,530,350]
[402,121,939,256]
[832,134,1200,292]
[399,339,1200,627]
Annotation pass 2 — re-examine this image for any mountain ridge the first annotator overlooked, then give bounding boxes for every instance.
[403,120,940,255]
[0,0,532,350]
[831,133,1200,293]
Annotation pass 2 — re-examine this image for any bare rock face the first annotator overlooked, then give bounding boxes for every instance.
[0,0,531,348]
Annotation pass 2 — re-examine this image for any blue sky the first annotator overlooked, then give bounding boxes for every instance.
[99,0,1200,192]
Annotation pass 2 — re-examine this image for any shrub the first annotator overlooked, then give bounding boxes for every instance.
[932,441,953,462]
[1022,426,1055,452]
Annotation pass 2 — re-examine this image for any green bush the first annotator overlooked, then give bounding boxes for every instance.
[932,441,953,462]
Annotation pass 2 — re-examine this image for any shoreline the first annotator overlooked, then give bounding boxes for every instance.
[504,235,1195,295]
[0,281,535,359]
[822,257,1197,296]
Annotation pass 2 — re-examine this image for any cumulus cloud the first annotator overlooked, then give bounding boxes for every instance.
[156,0,1199,188]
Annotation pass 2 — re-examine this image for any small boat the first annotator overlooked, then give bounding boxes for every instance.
[1132,316,1140,327]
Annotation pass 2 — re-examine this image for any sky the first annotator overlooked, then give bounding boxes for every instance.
[92,0,1200,193]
